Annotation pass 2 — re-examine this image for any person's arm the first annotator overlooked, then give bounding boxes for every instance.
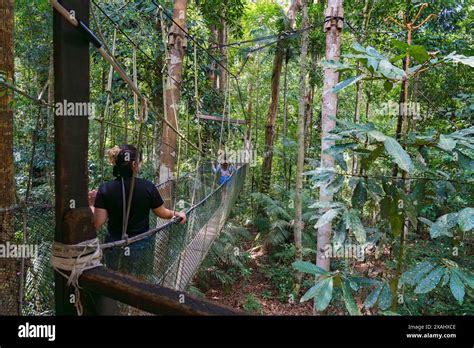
[93,208,108,230]
[88,190,97,213]
[153,205,187,224]
[90,186,108,231]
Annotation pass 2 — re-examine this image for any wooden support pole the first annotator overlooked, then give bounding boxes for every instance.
[80,267,245,315]
[53,0,97,315]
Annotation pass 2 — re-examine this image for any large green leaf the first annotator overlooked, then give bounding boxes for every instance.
[391,39,409,51]
[444,53,474,68]
[438,134,457,152]
[314,277,334,311]
[314,209,341,229]
[430,213,459,238]
[342,278,360,315]
[333,221,347,250]
[399,261,435,287]
[292,261,331,276]
[326,175,345,195]
[331,74,366,93]
[377,59,406,80]
[352,41,367,53]
[368,130,387,142]
[378,283,392,310]
[364,283,382,309]
[383,136,414,173]
[441,268,451,286]
[414,267,445,294]
[407,45,430,63]
[457,207,474,232]
[345,209,367,244]
[352,181,367,210]
[301,277,334,312]
[453,268,474,289]
[449,271,465,304]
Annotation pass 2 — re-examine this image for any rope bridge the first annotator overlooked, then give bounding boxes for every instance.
[13,163,247,315]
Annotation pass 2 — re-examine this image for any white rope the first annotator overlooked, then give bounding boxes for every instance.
[51,238,103,315]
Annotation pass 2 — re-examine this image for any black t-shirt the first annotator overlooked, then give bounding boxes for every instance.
[94,177,164,240]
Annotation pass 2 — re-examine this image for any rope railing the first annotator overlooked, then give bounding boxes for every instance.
[15,163,247,315]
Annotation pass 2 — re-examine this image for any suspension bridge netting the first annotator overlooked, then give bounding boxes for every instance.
[14,163,247,315]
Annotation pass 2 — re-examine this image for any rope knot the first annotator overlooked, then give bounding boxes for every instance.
[51,238,102,315]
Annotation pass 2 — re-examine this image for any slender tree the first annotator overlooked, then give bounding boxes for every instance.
[159,0,188,189]
[317,0,344,273]
[260,0,301,194]
[293,0,310,295]
[0,0,19,315]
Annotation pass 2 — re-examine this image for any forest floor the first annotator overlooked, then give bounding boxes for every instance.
[203,227,390,315]
[204,241,314,315]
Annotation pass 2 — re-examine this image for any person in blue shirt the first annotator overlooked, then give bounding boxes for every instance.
[212,161,236,185]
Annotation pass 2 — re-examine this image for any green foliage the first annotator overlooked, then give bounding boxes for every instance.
[243,293,264,313]
[419,207,474,238]
[399,259,473,305]
[261,244,315,301]
[197,223,252,290]
[251,189,315,248]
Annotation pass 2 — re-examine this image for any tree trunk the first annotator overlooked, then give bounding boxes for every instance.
[218,19,227,93]
[99,29,116,182]
[0,0,19,315]
[352,0,371,175]
[159,0,187,196]
[153,16,166,181]
[46,53,55,195]
[260,0,301,194]
[209,25,218,90]
[282,51,290,190]
[246,82,253,141]
[317,0,344,275]
[293,0,309,295]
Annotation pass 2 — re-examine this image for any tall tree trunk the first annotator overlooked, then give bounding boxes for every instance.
[260,0,301,194]
[317,0,344,275]
[46,53,55,196]
[154,16,165,181]
[282,51,290,190]
[294,0,309,296]
[209,25,218,90]
[352,0,371,175]
[159,0,187,194]
[218,19,227,93]
[246,82,253,141]
[0,0,18,315]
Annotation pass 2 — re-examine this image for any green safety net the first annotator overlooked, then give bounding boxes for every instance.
[14,163,247,315]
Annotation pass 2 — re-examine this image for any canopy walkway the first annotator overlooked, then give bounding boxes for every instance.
[14,163,247,315]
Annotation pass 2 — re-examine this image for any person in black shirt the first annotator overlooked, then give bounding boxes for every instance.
[90,144,186,233]
[88,144,186,276]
